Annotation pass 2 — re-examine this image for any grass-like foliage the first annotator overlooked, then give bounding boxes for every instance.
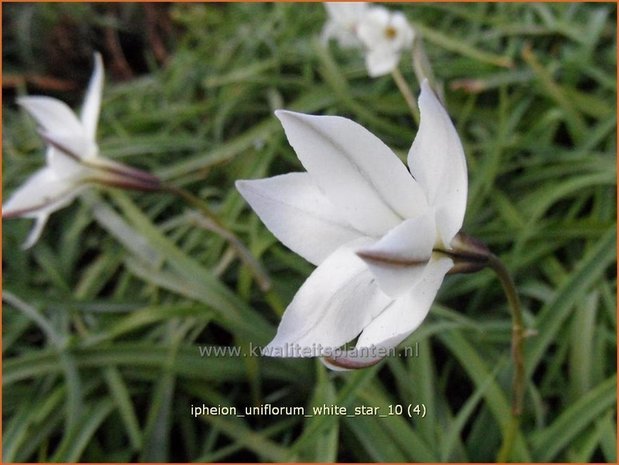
[2,3,616,462]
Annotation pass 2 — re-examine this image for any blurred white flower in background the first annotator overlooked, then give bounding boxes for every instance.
[321,2,369,48]
[3,53,160,248]
[322,2,415,77]
[357,6,415,77]
[236,80,467,369]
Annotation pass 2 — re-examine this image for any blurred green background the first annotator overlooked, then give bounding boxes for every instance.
[2,2,616,462]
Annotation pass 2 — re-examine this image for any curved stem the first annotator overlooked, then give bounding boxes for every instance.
[487,253,525,462]
[161,184,271,292]
[488,254,525,415]
[443,233,526,460]
[391,67,420,124]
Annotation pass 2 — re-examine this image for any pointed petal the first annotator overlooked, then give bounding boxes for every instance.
[356,255,452,350]
[81,52,104,142]
[18,96,84,137]
[262,238,393,356]
[2,167,81,219]
[276,110,427,237]
[22,214,50,249]
[356,211,436,297]
[236,173,364,266]
[3,167,86,248]
[408,80,468,246]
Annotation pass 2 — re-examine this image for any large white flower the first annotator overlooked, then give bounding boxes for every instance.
[3,53,160,248]
[356,5,415,77]
[236,80,467,369]
[321,2,369,49]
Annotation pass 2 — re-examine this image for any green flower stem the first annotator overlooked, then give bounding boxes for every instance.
[488,253,525,415]
[162,184,271,292]
[391,67,420,124]
[439,233,525,462]
[488,253,525,462]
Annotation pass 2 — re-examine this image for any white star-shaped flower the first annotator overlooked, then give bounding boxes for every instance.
[237,80,467,369]
[3,53,160,248]
[356,5,415,77]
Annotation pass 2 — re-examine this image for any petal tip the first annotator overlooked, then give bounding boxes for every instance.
[92,52,104,79]
[16,96,40,111]
[274,109,305,124]
[419,79,438,106]
[274,108,290,118]
[234,178,254,196]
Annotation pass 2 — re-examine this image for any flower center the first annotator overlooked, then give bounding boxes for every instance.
[384,26,398,40]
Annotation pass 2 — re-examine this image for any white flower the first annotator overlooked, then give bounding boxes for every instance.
[357,6,415,77]
[236,80,467,369]
[321,2,369,49]
[3,53,160,248]
[321,3,415,78]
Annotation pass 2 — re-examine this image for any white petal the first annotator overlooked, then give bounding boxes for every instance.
[2,167,82,219]
[262,238,393,356]
[47,146,88,181]
[356,255,453,350]
[3,168,86,248]
[275,110,427,237]
[325,2,368,24]
[321,20,362,48]
[408,80,468,246]
[357,6,390,46]
[321,20,339,44]
[81,52,104,142]
[390,12,415,49]
[43,132,98,166]
[236,173,363,266]
[358,7,413,53]
[356,211,436,297]
[18,96,84,138]
[324,0,369,45]
[435,204,463,252]
[365,47,400,77]
[22,214,50,249]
